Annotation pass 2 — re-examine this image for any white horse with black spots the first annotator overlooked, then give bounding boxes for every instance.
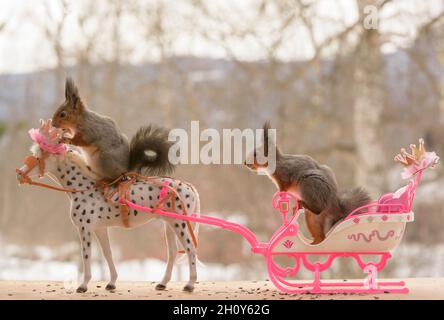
[16,122,200,293]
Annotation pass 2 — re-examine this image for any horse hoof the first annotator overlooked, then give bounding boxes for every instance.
[183,285,194,293]
[76,286,87,293]
[155,284,166,291]
[105,284,116,291]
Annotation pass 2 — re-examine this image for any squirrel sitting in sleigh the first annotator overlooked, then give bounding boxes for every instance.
[245,122,371,244]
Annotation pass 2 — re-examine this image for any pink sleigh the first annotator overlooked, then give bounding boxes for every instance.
[264,184,416,294]
[262,141,438,294]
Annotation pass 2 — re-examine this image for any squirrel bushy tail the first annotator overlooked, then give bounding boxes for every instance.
[338,187,371,217]
[129,125,175,176]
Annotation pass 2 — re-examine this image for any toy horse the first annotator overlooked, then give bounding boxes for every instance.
[16,120,200,293]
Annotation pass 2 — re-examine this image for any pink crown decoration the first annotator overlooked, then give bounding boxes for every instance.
[394,138,439,179]
[28,119,67,155]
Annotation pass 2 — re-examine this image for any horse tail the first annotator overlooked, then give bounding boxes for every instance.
[176,184,204,267]
[189,183,200,242]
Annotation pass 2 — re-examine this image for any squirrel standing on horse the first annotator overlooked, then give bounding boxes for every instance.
[52,77,174,181]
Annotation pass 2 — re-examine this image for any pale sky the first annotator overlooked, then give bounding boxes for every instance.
[0,0,442,74]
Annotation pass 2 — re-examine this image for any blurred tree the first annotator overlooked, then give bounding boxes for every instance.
[36,0,70,102]
[0,122,7,138]
[352,0,390,196]
[1,0,444,279]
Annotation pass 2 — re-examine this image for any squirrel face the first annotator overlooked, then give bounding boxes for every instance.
[244,121,275,173]
[52,78,85,134]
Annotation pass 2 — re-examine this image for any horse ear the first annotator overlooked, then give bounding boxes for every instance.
[65,77,83,110]
[41,119,50,135]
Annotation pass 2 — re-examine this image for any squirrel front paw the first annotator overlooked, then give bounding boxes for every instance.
[60,137,72,144]
[60,130,75,144]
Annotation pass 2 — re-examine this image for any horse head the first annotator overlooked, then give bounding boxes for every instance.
[16,119,67,182]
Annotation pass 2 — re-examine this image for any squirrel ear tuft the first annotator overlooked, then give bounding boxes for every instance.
[263,121,271,134]
[263,120,272,143]
[263,121,276,157]
[65,77,82,109]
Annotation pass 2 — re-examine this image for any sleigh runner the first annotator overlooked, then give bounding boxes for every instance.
[16,120,439,294]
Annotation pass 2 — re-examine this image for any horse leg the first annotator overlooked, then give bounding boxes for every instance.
[155,222,178,291]
[95,227,118,290]
[170,220,197,292]
[77,226,92,293]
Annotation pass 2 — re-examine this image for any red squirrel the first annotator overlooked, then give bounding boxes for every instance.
[52,78,174,181]
[245,122,371,244]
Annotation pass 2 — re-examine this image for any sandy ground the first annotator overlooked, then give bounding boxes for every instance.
[0,278,443,300]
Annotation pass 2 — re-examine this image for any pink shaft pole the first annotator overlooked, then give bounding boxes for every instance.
[124,200,263,251]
